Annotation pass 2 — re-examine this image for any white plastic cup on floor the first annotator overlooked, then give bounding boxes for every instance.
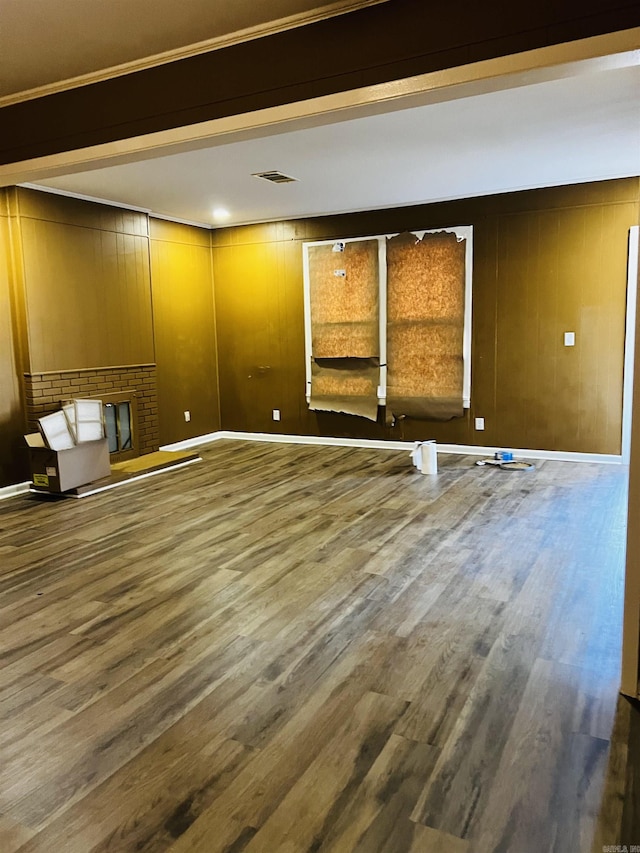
[411,440,438,475]
[420,440,438,475]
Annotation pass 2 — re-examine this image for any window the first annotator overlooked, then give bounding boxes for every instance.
[303,227,472,421]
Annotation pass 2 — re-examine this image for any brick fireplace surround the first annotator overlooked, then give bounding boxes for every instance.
[24,365,159,456]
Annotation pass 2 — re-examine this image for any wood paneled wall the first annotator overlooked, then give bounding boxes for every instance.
[212,178,640,454]
[0,178,638,488]
[0,189,220,486]
[15,188,153,372]
[213,235,307,435]
[149,218,220,445]
[0,193,25,485]
[494,203,632,455]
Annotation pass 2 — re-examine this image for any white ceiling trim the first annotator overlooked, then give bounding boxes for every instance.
[18,182,152,215]
[1,28,637,192]
[0,0,389,108]
[18,182,214,230]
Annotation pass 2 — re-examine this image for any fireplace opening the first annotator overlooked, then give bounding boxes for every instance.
[100,391,139,461]
[104,401,132,453]
[62,390,140,462]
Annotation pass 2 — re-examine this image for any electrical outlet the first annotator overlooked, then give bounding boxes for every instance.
[272,409,281,422]
[184,411,191,422]
[475,417,485,430]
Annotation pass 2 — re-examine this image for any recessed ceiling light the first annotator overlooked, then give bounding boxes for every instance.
[212,207,230,222]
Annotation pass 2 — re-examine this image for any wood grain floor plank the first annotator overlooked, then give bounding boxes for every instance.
[410,627,539,836]
[591,692,640,852]
[15,734,253,853]
[239,691,408,853]
[165,632,398,853]
[316,733,440,853]
[0,814,34,853]
[1,632,263,827]
[400,823,469,853]
[470,657,608,852]
[0,442,635,851]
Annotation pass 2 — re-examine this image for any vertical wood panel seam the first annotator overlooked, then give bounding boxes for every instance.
[5,189,31,431]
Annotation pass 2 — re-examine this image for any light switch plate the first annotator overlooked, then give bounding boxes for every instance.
[564,332,575,346]
[272,409,281,421]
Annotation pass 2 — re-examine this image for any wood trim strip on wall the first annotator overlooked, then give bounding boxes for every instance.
[621,227,640,699]
[5,188,30,426]
[25,364,157,377]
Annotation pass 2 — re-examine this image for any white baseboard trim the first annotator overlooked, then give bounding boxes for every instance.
[161,431,228,452]
[436,443,622,465]
[161,430,624,465]
[0,481,31,501]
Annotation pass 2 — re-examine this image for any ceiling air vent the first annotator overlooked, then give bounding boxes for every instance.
[252,170,298,184]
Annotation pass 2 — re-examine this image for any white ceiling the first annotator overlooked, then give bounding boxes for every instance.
[0,0,383,101]
[31,63,640,228]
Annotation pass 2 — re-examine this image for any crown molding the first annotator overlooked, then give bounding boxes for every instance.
[0,0,389,108]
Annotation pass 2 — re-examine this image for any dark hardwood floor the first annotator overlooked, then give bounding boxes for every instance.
[0,439,638,852]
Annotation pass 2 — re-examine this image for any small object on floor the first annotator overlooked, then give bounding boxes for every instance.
[494,450,514,461]
[499,460,535,471]
[475,457,535,471]
[410,440,438,475]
